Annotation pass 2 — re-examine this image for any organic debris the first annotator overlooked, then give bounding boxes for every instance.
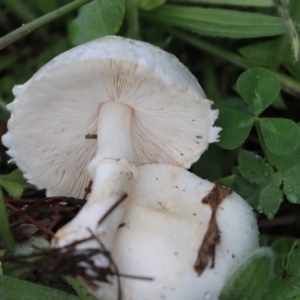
[194,183,232,275]
[3,191,152,300]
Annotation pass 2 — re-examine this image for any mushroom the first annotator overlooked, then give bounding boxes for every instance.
[2,36,220,253]
[81,164,259,300]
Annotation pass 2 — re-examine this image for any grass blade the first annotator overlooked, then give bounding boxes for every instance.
[142,4,286,38]
[0,190,15,254]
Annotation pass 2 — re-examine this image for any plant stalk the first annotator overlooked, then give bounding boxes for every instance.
[254,116,267,156]
[0,191,15,254]
[166,27,300,98]
[0,0,92,51]
[125,0,140,39]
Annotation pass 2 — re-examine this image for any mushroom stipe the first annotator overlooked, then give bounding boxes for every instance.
[97,194,128,226]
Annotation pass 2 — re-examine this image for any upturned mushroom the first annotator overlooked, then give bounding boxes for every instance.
[2,36,220,253]
[80,164,259,300]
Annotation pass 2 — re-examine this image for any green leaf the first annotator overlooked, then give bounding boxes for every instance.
[142,5,287,38]
[69,0,125,46]
[259,179,283,219]
[219,248,273,300]
[14,236,50,256]
[266,144,300,172]
[271,238,294,276]
[238,150,274,184]
[217,175,235,188]
[216,108,253,150]
[263,276,300,300]
[260,118,300,156]
[286,240,300,278]
[218,97,251,114]
[238,38,283,67]
[0,169,32,198]
[0,275,80,300]
[138,0,165,11]
[234,145,300,216]
[170,0,274,6]
[266,145,300,205]
[236,68,281,115]
[0,191,15,253]
[64,276,98,300]
[232,168,261,208]
[283,165,300,204]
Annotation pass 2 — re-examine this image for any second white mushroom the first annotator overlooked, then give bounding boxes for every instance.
[80,164,259,300]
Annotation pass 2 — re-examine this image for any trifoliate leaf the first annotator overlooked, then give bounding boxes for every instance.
[283,167,300,204]
[238,150,274,184]
[260,118,300,156]
[267,146,300,205]
[216,108,253,150]
[259,179,283,219]
[232,167,260,208]
[236,68,281,115]
[218,97,251,114]
[234,144,300,217]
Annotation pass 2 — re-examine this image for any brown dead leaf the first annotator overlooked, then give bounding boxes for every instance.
[194,183,232,276]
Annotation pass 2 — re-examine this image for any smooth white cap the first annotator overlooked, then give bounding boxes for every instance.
[3,36,220,198]
[96,164,259,300]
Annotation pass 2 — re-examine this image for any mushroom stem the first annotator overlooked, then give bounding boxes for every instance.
[91,101,134,163]
[53,101,137,256]
[53,101,136,250]
[53,160,135,257]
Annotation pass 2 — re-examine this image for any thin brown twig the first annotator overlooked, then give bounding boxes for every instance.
[6,202,54,237]
[48,215,63,231]
[8,196,86,219]
[97,194,128,225]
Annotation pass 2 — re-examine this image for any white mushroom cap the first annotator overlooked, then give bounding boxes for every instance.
[2,36,220,199]
[90,164,258,300]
